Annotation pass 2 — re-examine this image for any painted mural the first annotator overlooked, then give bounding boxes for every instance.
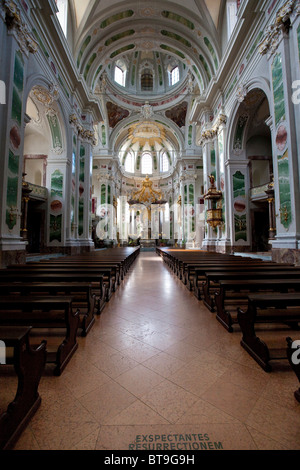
[233,171,247,242]
[234,114,248,154]
[165,102,188,128]
[107,102,130,128]
[278,149,292,229]
[47,111,63,153]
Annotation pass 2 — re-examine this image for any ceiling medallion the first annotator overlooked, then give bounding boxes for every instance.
[139,7,158,17]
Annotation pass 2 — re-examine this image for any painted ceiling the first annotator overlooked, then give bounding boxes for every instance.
[66,1,227,151]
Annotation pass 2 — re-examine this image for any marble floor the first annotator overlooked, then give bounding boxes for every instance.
[3,252,300,450]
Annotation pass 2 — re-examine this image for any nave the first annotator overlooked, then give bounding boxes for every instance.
[2,252,300,451]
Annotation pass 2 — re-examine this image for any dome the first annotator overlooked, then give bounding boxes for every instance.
[106,50,188,100]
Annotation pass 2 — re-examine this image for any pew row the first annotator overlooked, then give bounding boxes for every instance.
[0,282,96,337]
[237,293,300,371]
[0,326,46,450]
[0,296,80,376]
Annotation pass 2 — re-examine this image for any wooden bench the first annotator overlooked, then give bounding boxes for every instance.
[5,266,114,301]
[214,279,300,332]
[0,296,80,376]
[186,261,285,292]
[202,268,300,311]
[0,326,46,450]
[0,272,106,314]
[237,293,300,371]
[0,282,96,337]
[286,337,300,403]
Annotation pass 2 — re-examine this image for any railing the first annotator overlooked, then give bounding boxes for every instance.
[250,183,270,200]
[27,183,48,200]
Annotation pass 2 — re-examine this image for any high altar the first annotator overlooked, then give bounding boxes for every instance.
[128,176,167,245]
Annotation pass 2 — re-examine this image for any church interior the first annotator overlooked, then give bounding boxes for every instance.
[0,0,300,451]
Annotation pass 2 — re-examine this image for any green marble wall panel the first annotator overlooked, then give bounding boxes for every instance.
[189,184,195,233]
[78,145,85,237]
[161,11,194,30]
[204,37,218,69]
[297,24,300,64]
[11,51,24,126]
[210,145,216,180]
[50,170,63,243]
[277,149,292,229]
[100,10,134,29]
[101,184,106,205]
[160,45,185,59]
[71,136,76,235]
[110,45,135,59]
[218,133,226,233]
[105,30,135,47]
[84,53,97,80]
[7,51,24,230]
[272,53,285,126]
[92,65,102,89]
[233,171,247,242]
[188,125,193,146]
[161,30,191,48]
[77,36,91,68]
[199,55,211,81]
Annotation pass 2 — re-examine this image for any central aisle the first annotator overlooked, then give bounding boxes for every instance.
[14,252,300,450]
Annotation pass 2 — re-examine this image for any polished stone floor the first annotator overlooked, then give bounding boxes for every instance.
[2,252,300,450]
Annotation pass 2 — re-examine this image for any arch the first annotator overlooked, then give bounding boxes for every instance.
[225,77,272,159]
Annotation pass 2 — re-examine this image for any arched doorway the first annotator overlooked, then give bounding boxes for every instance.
[245,90,273,252]
[229,87,273,253]
[23,84,66,254]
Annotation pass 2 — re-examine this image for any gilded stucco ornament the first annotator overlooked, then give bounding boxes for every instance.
[259,0,299,57]
[2,0,38,54]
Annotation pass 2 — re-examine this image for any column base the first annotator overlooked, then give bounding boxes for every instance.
[271,247,300,266]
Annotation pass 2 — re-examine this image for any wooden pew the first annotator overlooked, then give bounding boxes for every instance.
[286,337,300,403]
[0,272,106,314]
[31,261,123,285]
[0,326,46,450]
[201,268,300,311]
[214,279,300,332]
[5,266,114,301]
[0,282,95,337]
[186,261,285,292]
[0,296,80,376]
[237,293,300,371]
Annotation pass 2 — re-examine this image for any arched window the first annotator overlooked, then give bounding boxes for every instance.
[160,153,170,173]
[125,152,134,173]
[141,153,153,174]
[114,61,126,87]
[227,0,238,38]
[141,69,153,91]
[170,66,180,86]
[56,0,68,36]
